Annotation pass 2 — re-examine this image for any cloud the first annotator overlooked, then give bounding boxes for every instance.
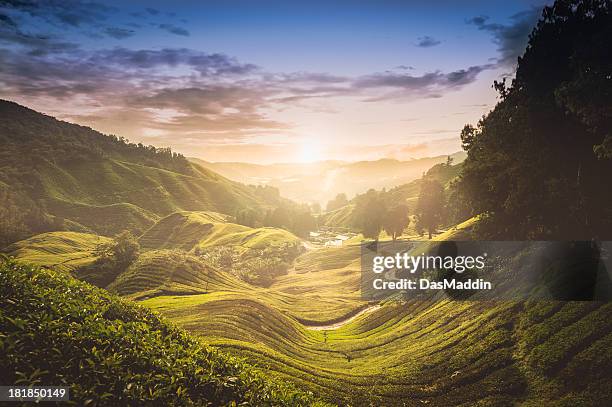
[0,1,500,155]
[158,23,189,36]
[467,7,543,67]
[0,12,16,28]
[104,27,135,39]
[415,36,441,47]
[0,0,117,28]
[90,47,258,76]
[353,64,493,101]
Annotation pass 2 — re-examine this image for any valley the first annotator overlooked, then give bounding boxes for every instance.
[2,100,609,405]
[2,1,611,405]
[6,209,611,406]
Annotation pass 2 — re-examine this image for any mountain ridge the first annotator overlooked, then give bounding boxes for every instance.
[0,100,282,246]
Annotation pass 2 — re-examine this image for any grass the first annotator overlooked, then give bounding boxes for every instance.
[5,231,111,274]
[139,210,301,253]
[107,249,251,298]
[0,258,328,406]
[34,157,268,237]
[140,238,612,406]
[5,217,612,405]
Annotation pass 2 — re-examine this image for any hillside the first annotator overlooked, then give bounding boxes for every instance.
[138,210,300,252]
[6,214,612,405]
[193,152,466,206]
[141,237,612,406]
[320,160,463,230]
[0,258,327,406]
[0,100,276,246]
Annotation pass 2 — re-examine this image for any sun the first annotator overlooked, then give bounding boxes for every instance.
[298,141,323,163]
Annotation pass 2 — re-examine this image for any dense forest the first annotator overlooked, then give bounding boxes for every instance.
[453,0,612,239]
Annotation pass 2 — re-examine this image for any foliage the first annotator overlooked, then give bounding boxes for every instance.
[326,193,349,212]
[351,189,386,240]
[0,187,63,249]
[261,204,317,238]
[83,231,140,287]
[415,178,446,239]
[455,0,612,239]
[196,242,301,287]
[0,258,327,406]
[382,204,410,240]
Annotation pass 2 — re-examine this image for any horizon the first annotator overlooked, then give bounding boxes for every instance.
[0,0,549,164]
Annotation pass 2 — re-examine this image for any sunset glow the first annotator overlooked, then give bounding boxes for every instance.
[0,0,549,163]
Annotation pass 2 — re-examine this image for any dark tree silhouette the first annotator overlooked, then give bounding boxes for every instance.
[416,179,445,239]
[455,0,612,239]
[383,204,410,240]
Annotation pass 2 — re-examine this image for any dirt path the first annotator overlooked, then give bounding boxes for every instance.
[304,304,381,331]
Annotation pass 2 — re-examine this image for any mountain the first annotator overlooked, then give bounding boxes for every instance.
[0,100,279,247]
[191,152,466,206]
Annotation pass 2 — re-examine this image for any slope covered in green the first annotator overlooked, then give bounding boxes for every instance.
[107,249,251,298]
[142,241,612,406]
[5,213,612,405]
[0,258,327,406]
[5,231,111,274]
[320,161,462,230]
[0,100,273,245]
[137,210,300,253]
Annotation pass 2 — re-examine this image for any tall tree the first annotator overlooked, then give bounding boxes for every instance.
[383,204,410,241]
[416,179,445,239]
[353,189,386,240]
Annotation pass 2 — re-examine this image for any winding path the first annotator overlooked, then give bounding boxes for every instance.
[304,304,381,330]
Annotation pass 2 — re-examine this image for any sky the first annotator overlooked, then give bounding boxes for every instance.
[0,0,550,163]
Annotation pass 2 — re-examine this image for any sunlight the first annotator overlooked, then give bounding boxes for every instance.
[298,141,323,163]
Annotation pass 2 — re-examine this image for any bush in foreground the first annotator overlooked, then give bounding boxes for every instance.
[0,257,328,406]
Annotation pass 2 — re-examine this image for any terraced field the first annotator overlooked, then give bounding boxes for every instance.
[143,282,612,406]
[5,231,111,273]
[6,214,612,405]
[139,210,301,253]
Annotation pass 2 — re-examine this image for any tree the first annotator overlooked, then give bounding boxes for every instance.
[326,193,349,212]
[291,210,317,238]
[353,189,386,240]
[460,124,478,152]
[455,0,612,239]
[264,206,290,229]
[88,230,140,287]
[94,230,140,269]
[416,179,445,239]
[383,204,410,241]
[236,208,260,227]
[112,230,140,267]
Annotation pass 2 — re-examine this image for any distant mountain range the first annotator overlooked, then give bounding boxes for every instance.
[191,152,466,206]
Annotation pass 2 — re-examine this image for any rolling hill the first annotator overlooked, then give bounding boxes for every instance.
[6,209,612,405]
[0,257,327,406]
[140,235,612,406]
[0,100,278,246]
